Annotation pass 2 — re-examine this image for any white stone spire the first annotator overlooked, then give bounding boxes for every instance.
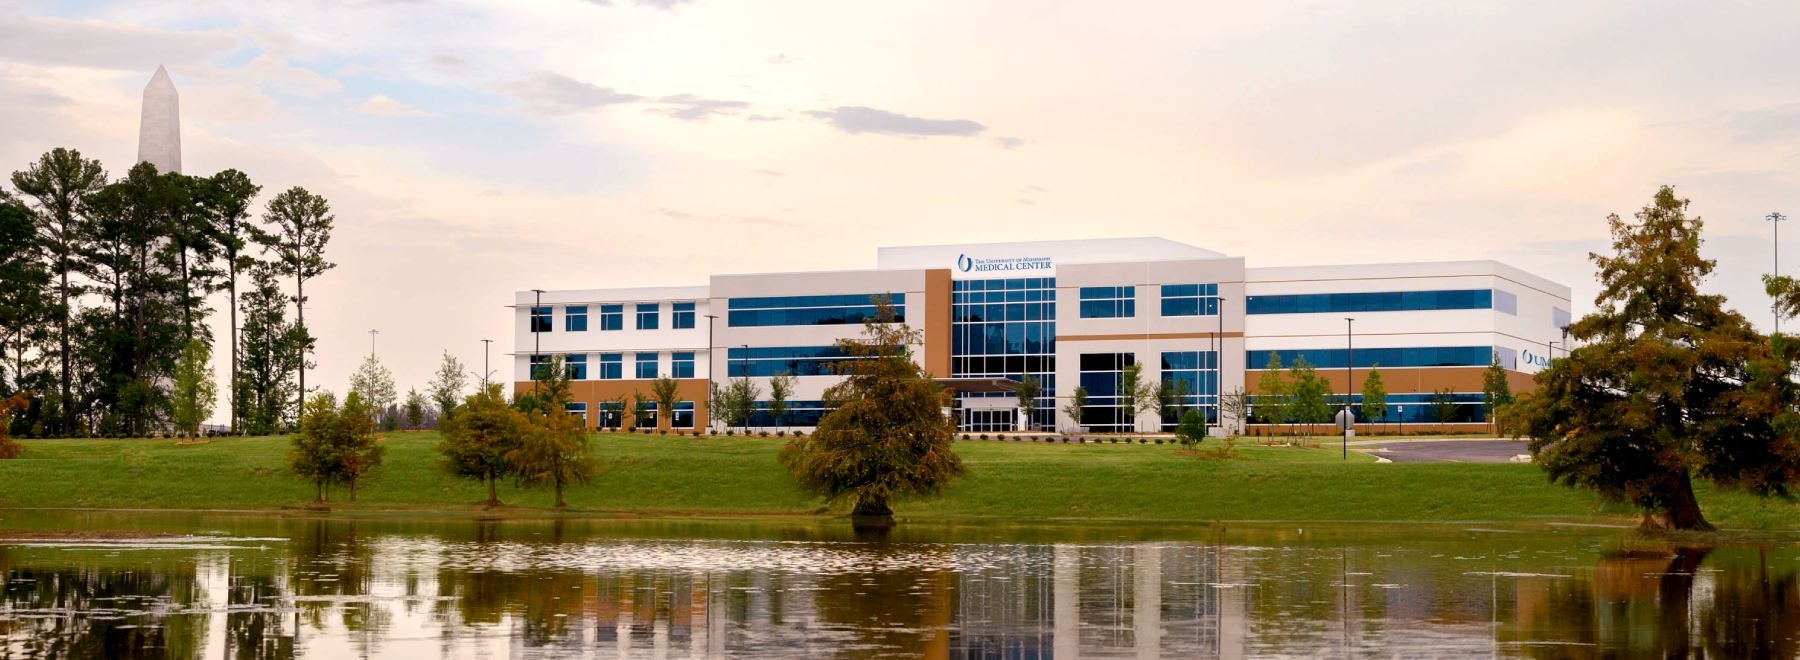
[136,65,181,173]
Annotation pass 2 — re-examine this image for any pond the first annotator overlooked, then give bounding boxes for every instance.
[2,511,1798,658]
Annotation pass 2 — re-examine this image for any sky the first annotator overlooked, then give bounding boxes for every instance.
[5,0,1800,419]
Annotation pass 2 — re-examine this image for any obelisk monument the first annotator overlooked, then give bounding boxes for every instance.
[137,65,181,173]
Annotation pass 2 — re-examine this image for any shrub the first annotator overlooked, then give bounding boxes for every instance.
[1154,438,1164,444]
[777,430,788,437]
[979,434,989,441]
[794,430,806,437]
[759,431,770,437]
[726,429,735,436]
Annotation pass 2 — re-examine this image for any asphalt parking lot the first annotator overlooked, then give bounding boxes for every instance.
[1355,439,1531,463]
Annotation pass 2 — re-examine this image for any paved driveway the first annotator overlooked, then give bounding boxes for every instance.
[1356,439,1531,463]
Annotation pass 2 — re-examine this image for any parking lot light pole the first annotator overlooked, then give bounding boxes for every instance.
[705,313,718,430]
[1344,317,1354,459]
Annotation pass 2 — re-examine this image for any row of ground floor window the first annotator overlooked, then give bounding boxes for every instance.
[556,393,1495,432]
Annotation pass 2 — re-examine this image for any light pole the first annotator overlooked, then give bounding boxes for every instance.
[739,344,750,433]
[1215,296,1226,434]
[1547,340,1559,364]
[481,339,493,388]
[367,329,379,357]
[1773,212,1787,334]
[704,313,718,430]
[1344,317,1354,459]
[530,289,545,381]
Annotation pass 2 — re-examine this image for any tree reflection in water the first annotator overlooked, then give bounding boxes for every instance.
[8,519,1800,657]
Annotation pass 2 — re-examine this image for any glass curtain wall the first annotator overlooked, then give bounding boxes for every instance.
[952,277,1056,431]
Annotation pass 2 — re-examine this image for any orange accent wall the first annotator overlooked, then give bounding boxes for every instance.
[514,379,712,429]
[924,269,952,378]
[1243,366,1538,395]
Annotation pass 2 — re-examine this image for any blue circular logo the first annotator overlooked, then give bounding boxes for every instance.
[956,254,973,272]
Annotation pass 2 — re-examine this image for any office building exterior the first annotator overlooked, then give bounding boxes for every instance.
[512,237,1570,433]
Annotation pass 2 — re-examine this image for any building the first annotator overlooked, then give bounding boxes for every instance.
[511,237,1570,433]
[137,65,181,174]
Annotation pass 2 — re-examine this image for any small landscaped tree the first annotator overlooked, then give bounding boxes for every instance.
[1287,357,1331,437]
[1219,387,1249,435]
[520,355,571,416]
[707,381,725,431]
[723,378,760,432]
[1360,367,1388,432]
[609,394,628,431]
[439,384,528,507]
[512,408,597,508]
[652,376,682,431]
[1480,354,1513,434]
[404,388,426,430]
[334,392,383,501]
[1429,388,1458,426]
[630,389,653,430]
[349,354,397,422]
[1153,378,1185,431]
[779,302,962,522]
[1175,408,1207,453]
[767,370,795,431]
[1119,362,1153,432]
[429,351,468,422]
[291,393,343,503]
[1256,353,1291,434]
[0,393,28,459]
[170,338,217,438]
[1063,386,1089,433]
[1015,374,1041,431]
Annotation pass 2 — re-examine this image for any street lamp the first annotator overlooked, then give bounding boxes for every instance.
[1773,212,1787,334]
[481,339,493,389]
[1215,296,1226,434]
[368,329,379,357]
[1344,317,1354,459]
[530,289,546,382]
[739,344,751,433]
[705,313,718,431]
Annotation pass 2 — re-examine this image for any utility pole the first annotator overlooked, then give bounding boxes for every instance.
[740,344,751,433]
[1772,212,1787,334]
[531,289,545,381]
[367,329,379,357]
[1344,317,1354,459]
[1216,296,1226,434]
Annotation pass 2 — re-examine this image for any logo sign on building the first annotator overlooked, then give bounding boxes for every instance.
[1520,349,1551,369]
[955,253,1054,278]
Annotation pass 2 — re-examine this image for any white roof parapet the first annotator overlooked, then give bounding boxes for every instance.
[511,285,710,306]
[876,237,1227,271]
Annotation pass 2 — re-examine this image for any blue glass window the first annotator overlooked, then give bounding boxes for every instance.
[671,352,695,378]
[727,293,905,327]
[599,305,623,331]
[564,305,588,331]
[564,353,587,380]
[1246,346,1496,370]
[636,352,659,379]
[951,278,1057,431]
[1160,284,1218,317]
[598,353,623,380]
[727,346,864,377]
[672,401,695,428]
[1076,353,1135,431]
[748,400,831,427]
[672,302,696,329]
[1245,290,1493,315]
[565,402,588,426]
[528,354,549,381]
[636,303,659,330]
[1159,351,1219,429]
[1078,286,1135,319]
[529,306,552,333]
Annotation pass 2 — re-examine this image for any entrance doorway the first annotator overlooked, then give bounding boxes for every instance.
[962,409,1016,433]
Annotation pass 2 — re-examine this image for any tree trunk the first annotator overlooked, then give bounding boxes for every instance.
[296,272,305,419]
[315,479,324,503]
[1663,470,1715,531]
[229,253,238,435]
[59,266,70,435]
[348,478,357,502]
[485,474,499,508]
[554,480,566,509]
[852,495,892,517]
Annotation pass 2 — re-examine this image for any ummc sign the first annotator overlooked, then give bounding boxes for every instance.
[955,253,1053,275]
[1520,349,1551,368]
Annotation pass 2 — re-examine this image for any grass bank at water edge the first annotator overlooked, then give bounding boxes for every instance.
[2,432,1798,528]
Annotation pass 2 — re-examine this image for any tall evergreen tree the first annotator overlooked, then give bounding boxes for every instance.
[76,163,186,434]
[10,148,106,434]
[200,170,261,433]
[238,262,302,434]
[257,187,335,414]
[0,192,51,398]
[1505,186,1800,530]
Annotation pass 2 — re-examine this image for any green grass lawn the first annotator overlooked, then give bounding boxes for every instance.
[3,431,1799,528]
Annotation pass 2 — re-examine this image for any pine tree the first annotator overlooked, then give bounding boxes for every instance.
[256,187,335,414]
[10,148,106,435]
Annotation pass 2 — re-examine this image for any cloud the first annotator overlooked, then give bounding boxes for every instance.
[359,94,435,117]
[658,207,800,227]
[427,54,473,76]
[503,72,642,114]
[805,106,985,137]
[994,136,1026,149]
[0,11,237,71]
[653,93,748,120]
[239,54,342,96]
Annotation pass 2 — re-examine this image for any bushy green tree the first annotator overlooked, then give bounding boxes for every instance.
[429,351,468,422]
[335,392,383,501]
[0,393,27,459]
[1429,388,1458,425]
[237,262,302,434]
[1287,356,1331,436]
[512,408,597,508]
[10,148,106,436]
[1256,353,1292,433]
[1481,354,1513,433]
[439,384,527,507]
[1507,186,1800,531]
[1015,374,1041,431]
[170,338,216,437]
[404,388,426,430]
[0,192,51,401]
[1175,408,1207,452]
[767,370,794,431]
[652,376,683,431]
[289,391,383,503]
[779,303,962,519]
[722,378,760,431]
[1360,367,1387,429]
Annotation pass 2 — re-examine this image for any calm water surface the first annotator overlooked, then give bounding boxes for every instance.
[2,512,1798,658]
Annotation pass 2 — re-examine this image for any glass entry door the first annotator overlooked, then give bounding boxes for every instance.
[962,409,1016,433]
